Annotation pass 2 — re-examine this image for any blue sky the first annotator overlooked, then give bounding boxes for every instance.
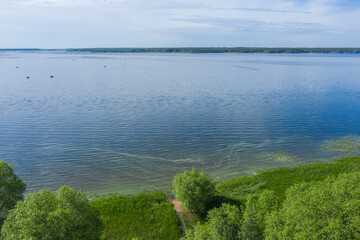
[0,0,359,48]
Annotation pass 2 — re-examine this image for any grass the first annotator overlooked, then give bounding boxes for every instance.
[88,156,360,239]
[91,191,181,240]
[216,156,360,203]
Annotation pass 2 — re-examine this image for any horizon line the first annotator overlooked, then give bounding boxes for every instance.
[2,47,360,50]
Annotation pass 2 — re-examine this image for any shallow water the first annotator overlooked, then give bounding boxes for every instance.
[1,51,360,194]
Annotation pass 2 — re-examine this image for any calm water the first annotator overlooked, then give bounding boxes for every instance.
[1,51,360,194]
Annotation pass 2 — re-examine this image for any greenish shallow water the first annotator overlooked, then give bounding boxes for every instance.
[1,51,360,194]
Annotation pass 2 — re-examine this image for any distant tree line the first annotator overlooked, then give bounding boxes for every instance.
[67,47,360,53]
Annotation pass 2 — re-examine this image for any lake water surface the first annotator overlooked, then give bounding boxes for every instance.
[1,51,360,194]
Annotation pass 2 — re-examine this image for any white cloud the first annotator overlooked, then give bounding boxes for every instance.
[0,0,359,47]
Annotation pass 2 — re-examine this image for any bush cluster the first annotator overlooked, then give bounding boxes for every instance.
[1,157,360,240]
[178,157,360,240]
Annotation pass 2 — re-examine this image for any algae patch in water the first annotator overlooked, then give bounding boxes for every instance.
[323,135,360,155]
[259,152,297,162]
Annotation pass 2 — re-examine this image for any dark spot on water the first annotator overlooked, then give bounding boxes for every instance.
[26,76,30,79]
[50,76,54,78]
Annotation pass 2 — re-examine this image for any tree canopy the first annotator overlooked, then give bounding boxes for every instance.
[183,203,242,240]
[242,190,279,240]
[0,161,26,228]
[173,168,215,215]
[1,185,102,240]
[265,171,360,240]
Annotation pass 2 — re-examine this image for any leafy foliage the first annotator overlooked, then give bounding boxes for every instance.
[3,157,360,240]
[91,191,181,240]
[0,161,26,228]
[242,190,279,240]
[217,156,360,203]
[265,171,360,240]
[173,168,215,215]
[1,186,102,240]
[183,203,242,240]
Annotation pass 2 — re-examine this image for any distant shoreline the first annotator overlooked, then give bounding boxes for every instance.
[1,47,360,53]
[68,47,360,53]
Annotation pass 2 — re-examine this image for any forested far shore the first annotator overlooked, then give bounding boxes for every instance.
[67,47,360,53]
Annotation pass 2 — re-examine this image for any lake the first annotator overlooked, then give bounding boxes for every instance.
[1,51,360,194]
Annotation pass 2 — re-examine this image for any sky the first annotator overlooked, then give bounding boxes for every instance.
[0,0,360,48]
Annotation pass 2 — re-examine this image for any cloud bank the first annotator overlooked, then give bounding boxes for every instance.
[1,0,359,48]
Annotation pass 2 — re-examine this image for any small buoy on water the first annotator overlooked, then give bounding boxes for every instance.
[104,65,106,68]
[50,76,54,78]
[26,76,30,79]
[16,66,19,68]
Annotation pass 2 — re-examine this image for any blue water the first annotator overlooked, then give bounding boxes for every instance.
[1,51,360,194]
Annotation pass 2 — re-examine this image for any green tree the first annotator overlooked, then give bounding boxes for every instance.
[183,203,242,240]
[1,185,102,240]
[206,203,242,240]
[173,168,215,214]
[182,224,211,240]
[0,161,26,228]
[265,171,360,240]
[242,190,279,240]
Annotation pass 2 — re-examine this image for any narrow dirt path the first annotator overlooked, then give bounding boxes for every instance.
[172,199,186,234]
[172,199,183,214]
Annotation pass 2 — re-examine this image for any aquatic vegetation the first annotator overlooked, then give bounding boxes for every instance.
[259,152,296,162]
[226,138,289,153]
[323,135,360,155]
[242,167,267,176]
[89,147,204,164]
